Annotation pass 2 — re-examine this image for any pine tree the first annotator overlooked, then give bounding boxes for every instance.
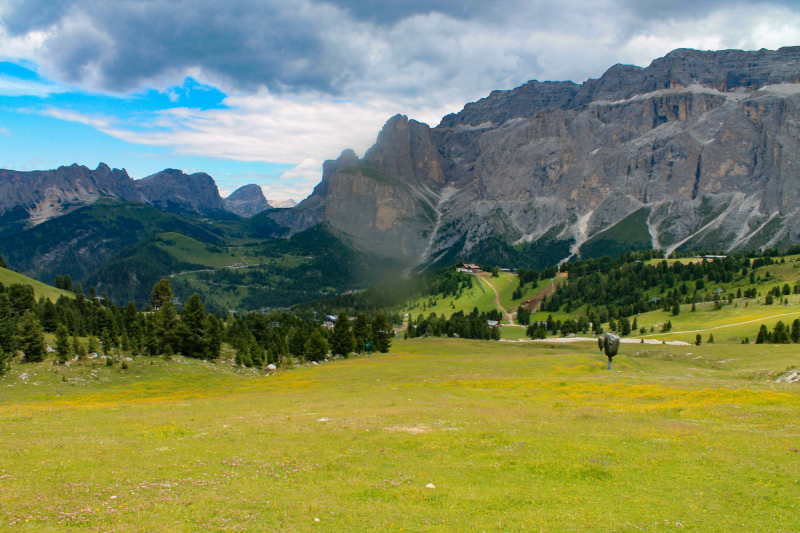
[73,337,87,360]
[17,311,45,363]
[708,334,715,344]
[331,312,354,356]
[695,334,702,346]
[163,344,174,360]
[791,319,800,344]
[288,328,307,358]
[178,293,206,358]
[55,323,71,363]
[101,329,113,356]
[773,321,791,344]
[150,279,174,309]
[0,253,7,269]
[353,314,370,352]
[371,314,392,353]
[87,336,97,355]
[756,324,768,344]
[306,329,329,362]
[204,315,223,359]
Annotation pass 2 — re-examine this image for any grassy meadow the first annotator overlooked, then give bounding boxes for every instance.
[0,269,75,302]
[2,338,800,531]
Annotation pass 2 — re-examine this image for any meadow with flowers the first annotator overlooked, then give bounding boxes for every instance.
[1,337,799,531]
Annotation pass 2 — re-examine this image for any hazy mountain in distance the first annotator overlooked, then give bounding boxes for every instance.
[223,184,272,218]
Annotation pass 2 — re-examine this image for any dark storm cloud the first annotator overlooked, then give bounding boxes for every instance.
[1,0,798,96]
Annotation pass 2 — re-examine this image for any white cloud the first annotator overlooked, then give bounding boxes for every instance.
[3,1,799,201]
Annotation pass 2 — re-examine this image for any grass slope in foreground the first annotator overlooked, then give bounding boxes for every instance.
[1,338,799,531]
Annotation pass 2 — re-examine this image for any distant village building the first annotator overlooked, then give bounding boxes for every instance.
[487,320,502,328]
[228,263,246,268]
[326,315,338,322]
[458,263,482,273]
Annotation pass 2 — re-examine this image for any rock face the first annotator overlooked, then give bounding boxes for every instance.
[223,184,272,218]
[134,169,224,215]
[271,46,800,266]
[0,164,226,228]
[267,198,298,209]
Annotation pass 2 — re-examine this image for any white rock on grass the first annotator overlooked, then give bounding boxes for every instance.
[266,364,277,371]
[426,483,436,489]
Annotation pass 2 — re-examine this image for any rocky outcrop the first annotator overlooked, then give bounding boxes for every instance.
[267,199,297,208]
[132,169,224,216]
[0,164,226,227]
[223,184,272,217]
[270,46,800,266]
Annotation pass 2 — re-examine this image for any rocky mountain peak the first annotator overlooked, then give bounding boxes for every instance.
[223,184,271,218]
[269,45,800,266]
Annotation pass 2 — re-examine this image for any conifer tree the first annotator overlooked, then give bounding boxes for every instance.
[17,311,45,363]
[331,312,354,356]
[353,314,370,352]
[150,279,174,309]
[87,336,98,355]
[288,327,307,358]
[204,315,223,359]
[55,323,71,363]
[73,337,87,360]
[755,324,768,344]
[306,329,329,362]
[100,329,112,356]
[0,253,6,269]
[178,293,206,358]
[371,314,392,353]
[791,319,800,344]
[773,321,791,344]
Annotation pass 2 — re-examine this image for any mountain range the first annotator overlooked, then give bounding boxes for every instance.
[1,45,799,307]
[265,46,800,268]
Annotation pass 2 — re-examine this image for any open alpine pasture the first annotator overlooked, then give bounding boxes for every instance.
[2,338,800,532]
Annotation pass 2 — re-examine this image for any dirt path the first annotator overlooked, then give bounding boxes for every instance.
[521,272,568,312]
[477,274,514,324]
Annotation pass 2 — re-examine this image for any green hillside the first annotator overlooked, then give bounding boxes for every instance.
[0,199,223,284]
[0,267,74,302]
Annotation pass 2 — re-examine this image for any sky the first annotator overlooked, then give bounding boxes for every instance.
[0,1,799,201]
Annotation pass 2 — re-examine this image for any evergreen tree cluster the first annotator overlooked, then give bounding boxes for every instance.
[538,249,794,320]
[404,308,502,341]
[755,320,800,344]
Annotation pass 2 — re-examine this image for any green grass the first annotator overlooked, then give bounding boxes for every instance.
[154,232,307,270]
[0,267,74,302]
[402,274,498,319]
[2,339,800,531]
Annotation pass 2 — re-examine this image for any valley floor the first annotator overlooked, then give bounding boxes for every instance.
[2,339,800,531]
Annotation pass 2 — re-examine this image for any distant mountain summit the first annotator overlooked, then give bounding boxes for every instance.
[267,46,800,267]
[223,184,272,218]
[0,163,226,231]
[267,198,298,209]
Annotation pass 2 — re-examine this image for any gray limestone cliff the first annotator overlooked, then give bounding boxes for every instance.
[270,46,800,265]
[223,184,272,218]
[0,164,226,227]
